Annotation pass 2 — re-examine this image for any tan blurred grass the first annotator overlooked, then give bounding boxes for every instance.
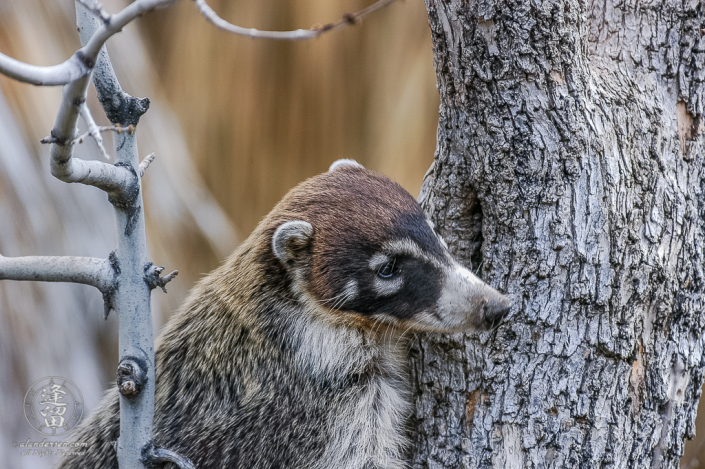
[0,3,437,467]
[140,0,438,235]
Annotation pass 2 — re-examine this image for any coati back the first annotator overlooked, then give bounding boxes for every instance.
[58,160,510,469]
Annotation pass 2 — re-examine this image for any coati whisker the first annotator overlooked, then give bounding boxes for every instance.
[273,287,305,304]
[394,318,423,352]
[328,291,352,312]
[474,259,485,275]
[319,290,350,305]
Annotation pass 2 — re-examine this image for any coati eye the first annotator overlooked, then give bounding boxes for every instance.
[377,259,398,279]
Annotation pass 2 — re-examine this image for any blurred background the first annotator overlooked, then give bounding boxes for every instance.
[0,1,703,468]
[0,0,437,467]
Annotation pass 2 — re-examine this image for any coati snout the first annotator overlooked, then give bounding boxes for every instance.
[271,159,510,332]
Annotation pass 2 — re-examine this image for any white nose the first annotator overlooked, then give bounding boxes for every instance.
[453,264,511,330]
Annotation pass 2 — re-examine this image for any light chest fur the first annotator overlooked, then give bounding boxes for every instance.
[292,308,411,469]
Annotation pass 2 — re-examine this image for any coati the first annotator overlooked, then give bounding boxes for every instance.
[58,160,510,469]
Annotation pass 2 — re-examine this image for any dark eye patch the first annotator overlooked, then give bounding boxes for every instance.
[344,257,442,320]
[306,203,447,319]
[377,258,398,278]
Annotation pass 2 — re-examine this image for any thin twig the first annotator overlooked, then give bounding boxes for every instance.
[145,264,179,293]
[44,123,135,147]
[1,0,401,84]
[79,103,110,159]
[193,0,400,40]
[139,152,156,177]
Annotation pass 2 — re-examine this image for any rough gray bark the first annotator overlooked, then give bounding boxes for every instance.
[410,1,705,467]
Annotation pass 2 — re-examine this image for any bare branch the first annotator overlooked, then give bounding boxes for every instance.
[79,0,177,62]
[0,0,174,86]
[53,156,138,192]
[139,152,156,177]
[77,1,151,126]
[193,0,400,40]
[0,254,115,292]
[45,0,145,199]
[1,0,400,85]
[0,53,89,86]
[2,0,161,195]
[142,442,195,469]
[79,103,111,159]
[40,123,134,147]
[47,73,137,197]
[1,0,153,198]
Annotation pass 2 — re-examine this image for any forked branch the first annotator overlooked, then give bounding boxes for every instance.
[0,0,174,86]
[79,103,111,159]
[0,0,400,88]
[47,74,137,198]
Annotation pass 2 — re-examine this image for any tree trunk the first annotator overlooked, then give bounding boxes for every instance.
[410,0,705,467]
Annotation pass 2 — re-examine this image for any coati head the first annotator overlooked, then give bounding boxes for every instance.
[266,159,510,333]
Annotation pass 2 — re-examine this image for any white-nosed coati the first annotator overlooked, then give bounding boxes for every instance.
[58,160,510,469]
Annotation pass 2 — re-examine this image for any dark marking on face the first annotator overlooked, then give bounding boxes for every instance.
[343,256,442,320]
[257,165,465,325]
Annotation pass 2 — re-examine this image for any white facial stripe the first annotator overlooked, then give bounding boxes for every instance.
[383,239,425,258]
[425,218,449,250]
[343,279,359,300]
[435,231,449,249]
[455,263,484,286]
[373,277,403,297]
[369,253,391,271]
[380,239,442,268]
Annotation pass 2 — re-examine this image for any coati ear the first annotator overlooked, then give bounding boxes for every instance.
[329,159,364,172]
[272,220,313,265]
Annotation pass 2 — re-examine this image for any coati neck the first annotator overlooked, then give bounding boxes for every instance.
[171,229,410,389]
